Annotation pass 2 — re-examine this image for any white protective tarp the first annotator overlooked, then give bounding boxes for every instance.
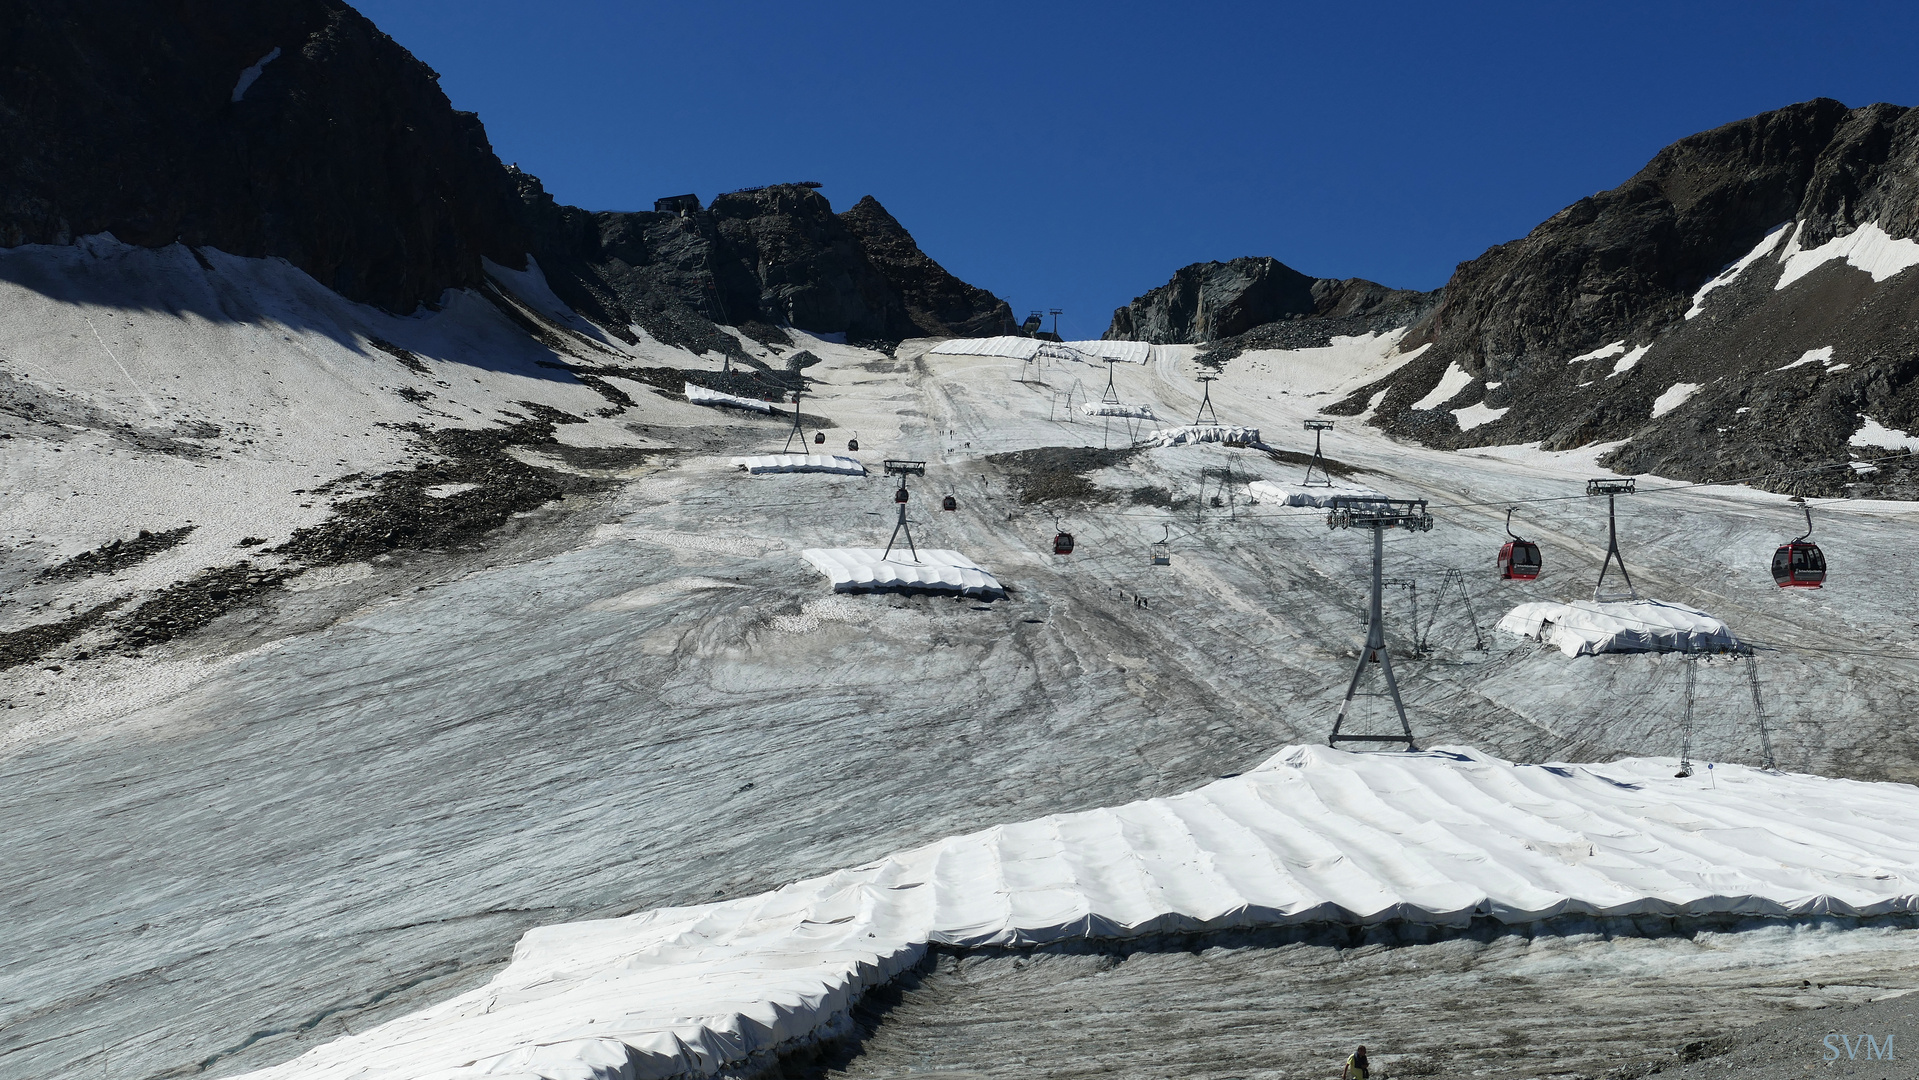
[235,744,1919,1080]
[1077,401,1156,419]
[1498,599,1742,657]
[1247,478,1387,508]
[928,337,1154,364]
[731,454,866,475]
[801,547,1004,597]
[1142,424,1263,448]
[686,383,779,413]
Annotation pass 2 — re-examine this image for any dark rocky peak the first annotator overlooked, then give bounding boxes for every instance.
[0,0,530,313]
[1389,98,1857,375]
[839,195,1017,338]
[1331,98,1919,496]
[1105,256,1430,345]
[517,182,1013,353]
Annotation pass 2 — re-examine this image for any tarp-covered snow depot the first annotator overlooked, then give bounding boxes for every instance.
[1143,425,1263,448]
[686,383,778,413]
[928,337,1154,364]
[1077,401,1156,419]
[732,454,867,475]
[1246,479,1387,508]
[801,547,1004,598]
[1498,599,1742,657]
[234,744,1919,1080]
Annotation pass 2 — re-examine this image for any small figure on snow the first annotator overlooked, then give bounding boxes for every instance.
[1343,1045,1370,1080]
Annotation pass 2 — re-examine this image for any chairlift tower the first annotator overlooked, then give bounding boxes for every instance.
[1194,374,1220,426]
[1586,478,1638,601]
[1326,496,1434,749]
[882,460,928,562]
[1422,569,1487,652]
[1049,308,1063,337]
[1302,419,1336,487]
[1100,358,1122,405]
[1196,463,1241,522]
[780,383,811,454]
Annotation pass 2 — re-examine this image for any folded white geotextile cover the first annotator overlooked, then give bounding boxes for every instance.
[1143,424,1263,447]
[800,547,1004,597]
[928,337,1153,363]
[685,383,777,412]
[731,454,865,475]
[1247,479,1386,508]
[1077,401,1156,418]
[1498,599,1742,657]
[237,745,1919,1080]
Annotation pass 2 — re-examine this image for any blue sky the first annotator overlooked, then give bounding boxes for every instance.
[358,1,1919,339]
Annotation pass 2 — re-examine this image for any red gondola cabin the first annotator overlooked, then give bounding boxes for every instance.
[1771,541,1825,587]
[1498,539,1541,580]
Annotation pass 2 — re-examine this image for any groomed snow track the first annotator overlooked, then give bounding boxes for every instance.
[235,745,1919,1080]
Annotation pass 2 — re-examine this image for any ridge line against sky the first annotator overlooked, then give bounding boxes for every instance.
[356,0,1919,340]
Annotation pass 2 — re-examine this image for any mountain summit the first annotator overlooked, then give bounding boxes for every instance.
[0,0,1012,343]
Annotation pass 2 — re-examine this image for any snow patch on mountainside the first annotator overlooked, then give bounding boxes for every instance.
[1850,418,1919,452]
[1452,402,1509,431]
[1777,222,1919,290]
[1651,382,1701,418]
[1413,362,1474,410]
[1686,222,1794,319]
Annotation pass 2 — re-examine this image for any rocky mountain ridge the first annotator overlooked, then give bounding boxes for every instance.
[1325,99,1919,493]
[0,0,1010,349]
[1104,255,1435,346]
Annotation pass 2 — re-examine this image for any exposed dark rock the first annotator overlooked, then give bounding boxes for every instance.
[986,447,1139,504]
[1106,256,1434,347]
[1335,99,1919,490]
[0,0,531,313]
[117,563,291,648]
[519,183,1013,351]
[38,526,198,581]
[838,196,1017,338]
[0,596,127,670]
[1,2,1011,351]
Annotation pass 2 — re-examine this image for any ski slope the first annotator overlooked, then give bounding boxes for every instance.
[9,242,1919,1080]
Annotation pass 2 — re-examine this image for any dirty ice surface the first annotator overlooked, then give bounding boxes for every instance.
[11,242,1919,1080]
[232,745,1919,1080]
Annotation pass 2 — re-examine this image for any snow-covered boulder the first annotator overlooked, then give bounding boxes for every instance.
[1142,424,1262,448]
[1247,478,1386,508]
[801,547,1003,598]
[731,454,866,475]
[686,383,778,412]
[1498,599,1741,657]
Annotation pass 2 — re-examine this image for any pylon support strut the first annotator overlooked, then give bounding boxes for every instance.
[1326,497,1433,749]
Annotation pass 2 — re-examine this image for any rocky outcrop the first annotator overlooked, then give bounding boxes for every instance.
[0,0,530,313]
[1105,256,1432,345]
[839,196,1016,338]
[1331,99,1919,494]
[0,1,1011,346]
[518,182,1015,355]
